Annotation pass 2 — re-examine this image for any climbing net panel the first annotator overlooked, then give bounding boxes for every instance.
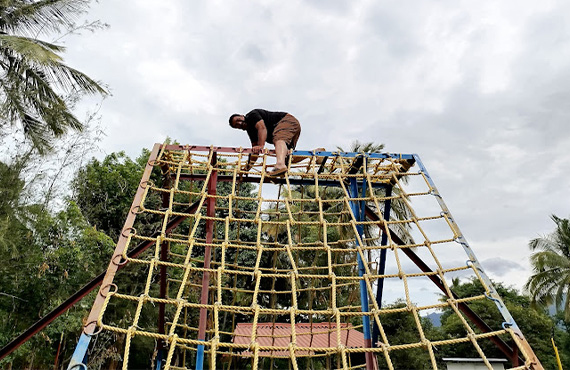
[71,144,540,370]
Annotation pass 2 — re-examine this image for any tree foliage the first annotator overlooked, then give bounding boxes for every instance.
[0,0,107,154]
[0,159,114,369]
[439,278,564,369]
[525,215,570,319]
[71,151,151,241]
[376,300,443,369]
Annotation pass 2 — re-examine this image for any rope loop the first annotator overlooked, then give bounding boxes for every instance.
[131,205,144,215]
[112,253,128,266]
[121,227,136,238]
[100,283,118,298]
[139,179,154,189]
[68,363,87,370]
[484,292,500,303]
[453,236,468,248]
[502,321,513,329]
[84,321,103,337]
[428,189,440,197]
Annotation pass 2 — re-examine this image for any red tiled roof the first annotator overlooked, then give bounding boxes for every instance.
[232,322,364,357]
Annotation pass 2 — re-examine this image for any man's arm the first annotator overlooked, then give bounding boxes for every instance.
[244,120,267,171]
[252,120,267,152]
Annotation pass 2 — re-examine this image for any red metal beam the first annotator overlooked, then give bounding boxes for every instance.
[157,163,172,358]
[163,144,275,155]
[197,152,218,343]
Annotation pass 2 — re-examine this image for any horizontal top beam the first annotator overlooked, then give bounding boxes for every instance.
[159,144,416,160]
[176,173,390,189]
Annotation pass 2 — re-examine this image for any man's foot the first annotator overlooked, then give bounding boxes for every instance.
[267,167,288,177]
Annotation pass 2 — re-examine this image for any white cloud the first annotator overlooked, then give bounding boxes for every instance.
[136,59,220,114]
[57,0,570,304]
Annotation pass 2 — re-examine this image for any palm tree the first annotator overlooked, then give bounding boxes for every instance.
[337,140,385,154]
[337,140,413,245]
[524,215,570,318]
[0,0,107,154]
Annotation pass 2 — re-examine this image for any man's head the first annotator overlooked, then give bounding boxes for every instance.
[229,114,247,130]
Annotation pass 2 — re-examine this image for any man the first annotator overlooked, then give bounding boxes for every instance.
[229,109,301,176]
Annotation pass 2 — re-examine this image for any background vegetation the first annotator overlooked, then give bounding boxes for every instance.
[1,1,569,369]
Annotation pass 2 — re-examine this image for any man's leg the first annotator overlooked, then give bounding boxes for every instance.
[270,114,300,175]
[274,140,288,170]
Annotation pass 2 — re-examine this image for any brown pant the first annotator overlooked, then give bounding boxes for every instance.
[273,114,301,149]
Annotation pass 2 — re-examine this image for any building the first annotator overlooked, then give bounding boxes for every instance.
[443,357,508,370]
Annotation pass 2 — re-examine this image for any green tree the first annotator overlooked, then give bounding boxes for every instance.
[0,0,107,154]
[71,150,157,241]
[439,278,564,369]
[377,300,442,369]
[336,140,413,245]
[525,215,570,318]
[0,159,115,369]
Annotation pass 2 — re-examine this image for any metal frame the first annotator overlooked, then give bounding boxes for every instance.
[0,144,542,370]
[348,174,376,370]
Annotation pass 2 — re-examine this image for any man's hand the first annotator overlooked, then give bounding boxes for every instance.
[252,145,264,154]
[241,163,252,172]
[241,153,258,173]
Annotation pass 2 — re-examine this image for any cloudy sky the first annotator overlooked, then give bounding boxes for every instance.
[62,0,570,294]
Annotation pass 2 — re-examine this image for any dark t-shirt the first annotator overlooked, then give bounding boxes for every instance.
[245,109,287,145]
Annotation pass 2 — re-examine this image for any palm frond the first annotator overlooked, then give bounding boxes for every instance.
[0,34,64,63]
[526,215,570,317]
[0,3,107,154]
[0,78,52,152]
[0,0,90,36]
[337,140,385,154]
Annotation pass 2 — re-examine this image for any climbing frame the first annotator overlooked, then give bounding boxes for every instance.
[69,144,542,370]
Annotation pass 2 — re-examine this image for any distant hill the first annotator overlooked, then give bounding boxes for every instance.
[423,303,559,329]
[425,312,442,327]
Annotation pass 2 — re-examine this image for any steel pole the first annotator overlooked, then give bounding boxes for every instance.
[348,177,376,370]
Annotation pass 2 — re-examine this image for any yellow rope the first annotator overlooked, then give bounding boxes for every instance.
[88,147,539,370]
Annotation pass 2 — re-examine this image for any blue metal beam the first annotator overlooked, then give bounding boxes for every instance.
[348,175,375,370]
[68,333,90,369]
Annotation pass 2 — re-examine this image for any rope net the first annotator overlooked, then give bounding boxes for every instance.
[83,144,538,370]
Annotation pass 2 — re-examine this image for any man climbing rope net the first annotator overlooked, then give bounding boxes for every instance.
[229,109,301,176]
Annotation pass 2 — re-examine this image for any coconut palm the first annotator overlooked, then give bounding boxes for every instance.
[337,140,413,244]
[524,215,570,318]
[0,0,107,154]
[337,140,385,155]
